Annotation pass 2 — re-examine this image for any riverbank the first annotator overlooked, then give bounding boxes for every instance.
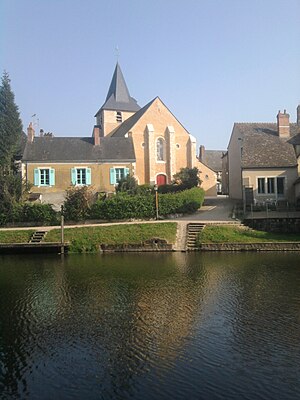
[1,222,300,253]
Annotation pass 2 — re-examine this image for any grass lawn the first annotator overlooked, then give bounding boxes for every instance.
[0,230,35,244]
[45,222,177,252]
[197,225,300,245]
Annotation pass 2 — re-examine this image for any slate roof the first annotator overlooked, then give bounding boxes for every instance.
[95,63,140,115]
[22,136,135,162]
[200,150,224,172]
[232,123,299,169]
[110,98,156,137]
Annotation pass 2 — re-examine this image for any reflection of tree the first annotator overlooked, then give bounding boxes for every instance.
[3,252,298,398]
[0,254,69,398]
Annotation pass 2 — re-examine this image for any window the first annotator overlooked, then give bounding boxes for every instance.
[267,178,275,194]
[257,178,265,194]
[156,138,165,161]
[110,167,129,185]
[40,169,50,185]
[34,168,55,186]
[116,111,122,122]
[71,168,91,185]
[277,177,285,195]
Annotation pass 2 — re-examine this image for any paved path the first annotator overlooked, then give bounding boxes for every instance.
[175,195,236,222]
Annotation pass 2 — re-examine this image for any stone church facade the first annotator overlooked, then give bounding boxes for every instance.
[22,63,216,206]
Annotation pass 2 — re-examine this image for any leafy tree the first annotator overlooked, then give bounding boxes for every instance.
[64,186,95,221]
[173,167,201,189]
[115,174,138,194]
[0,71,23,173]
[0,71,24,222]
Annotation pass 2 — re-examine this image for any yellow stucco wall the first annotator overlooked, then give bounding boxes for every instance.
[127,98,206,186]
[195,160,217,196]
[25,162,133,194]
[102,110,136,136]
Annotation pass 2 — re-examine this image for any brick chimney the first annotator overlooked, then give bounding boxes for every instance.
[27,122,35,143]
[277,109,290,138]
[297,104,300,126]
[199,145,205,161]
[93,125,101,146]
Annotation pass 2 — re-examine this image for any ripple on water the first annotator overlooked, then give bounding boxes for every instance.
[1,253,300,400]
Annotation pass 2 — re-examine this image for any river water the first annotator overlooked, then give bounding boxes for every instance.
[0,252,300,400]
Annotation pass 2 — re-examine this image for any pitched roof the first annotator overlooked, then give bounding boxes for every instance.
[110,98,157,137]
[22,136,135,162]
[96,63,140,114]
[232,123,299,169]
[200,150,225,172]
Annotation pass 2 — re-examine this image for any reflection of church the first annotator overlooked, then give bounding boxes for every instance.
[94,63,217,192]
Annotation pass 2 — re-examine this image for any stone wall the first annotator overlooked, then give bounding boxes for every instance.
[100,238,173,252]
[244,218,300,233]
[199,242,300,251]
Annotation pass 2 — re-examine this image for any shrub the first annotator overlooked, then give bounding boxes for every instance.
[4,203,58,225]
[89,194,155,220]
[115,174,138,194]
[89,187,204,220]
[158,187,204,216]
[64,186,94,221]
[173,167,201,188]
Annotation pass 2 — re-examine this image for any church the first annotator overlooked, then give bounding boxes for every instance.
[22,63,217,206]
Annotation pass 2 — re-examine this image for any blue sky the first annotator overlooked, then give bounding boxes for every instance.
[1,0,299,150]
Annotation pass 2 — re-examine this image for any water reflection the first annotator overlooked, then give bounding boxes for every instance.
[0,253,300,399]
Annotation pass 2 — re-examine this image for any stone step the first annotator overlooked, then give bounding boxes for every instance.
[29,231,48,244]
[186,223,206,250]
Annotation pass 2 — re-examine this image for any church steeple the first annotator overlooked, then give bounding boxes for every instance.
[94,63,140,137]
[101,63,140,112]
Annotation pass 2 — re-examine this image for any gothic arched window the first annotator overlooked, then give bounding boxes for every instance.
[156,138,165,161]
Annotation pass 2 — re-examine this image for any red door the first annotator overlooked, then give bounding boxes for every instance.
[156,174,167,186]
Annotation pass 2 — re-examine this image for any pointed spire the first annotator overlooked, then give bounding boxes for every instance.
[101,63,140,112]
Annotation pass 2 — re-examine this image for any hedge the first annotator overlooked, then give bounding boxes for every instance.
[0,203,58,225]
[88,187,205,220]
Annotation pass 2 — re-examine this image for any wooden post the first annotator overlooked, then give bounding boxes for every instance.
[61,205,64,254]
[154,185,159,220]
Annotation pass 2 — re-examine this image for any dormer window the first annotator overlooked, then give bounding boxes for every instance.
[116,111,122,123]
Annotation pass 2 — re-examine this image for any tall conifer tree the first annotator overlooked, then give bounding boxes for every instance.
[0,71,23,173]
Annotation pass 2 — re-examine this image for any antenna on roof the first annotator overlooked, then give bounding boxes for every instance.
[31,113,40,133]
[115,45,120,62]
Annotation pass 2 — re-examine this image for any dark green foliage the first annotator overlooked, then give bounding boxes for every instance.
[158,187,204,215]
[0,71,23,172]
[13,203,58,224]
[158,184,185,194]
[89,187,205,220]
[115,174,138,194]
[64,186,94,221]
[0,72,26,223]
[0,202,58,226]
[89,194,155,220]
[173,167,201,189]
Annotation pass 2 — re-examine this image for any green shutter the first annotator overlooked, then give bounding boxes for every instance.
[71,168,77,185]
[50,168,55,186]
[125,168,129,176]
[34,168,39,186]
[86,168,91,185]
[110,168,116,185]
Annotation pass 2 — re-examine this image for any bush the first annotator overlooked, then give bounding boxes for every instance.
[115,174,138,194]
[0,203,58,225]
[158,187,204,216]
[89,194,155,220]
[64,186,94,221]
[89,187,205,220]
